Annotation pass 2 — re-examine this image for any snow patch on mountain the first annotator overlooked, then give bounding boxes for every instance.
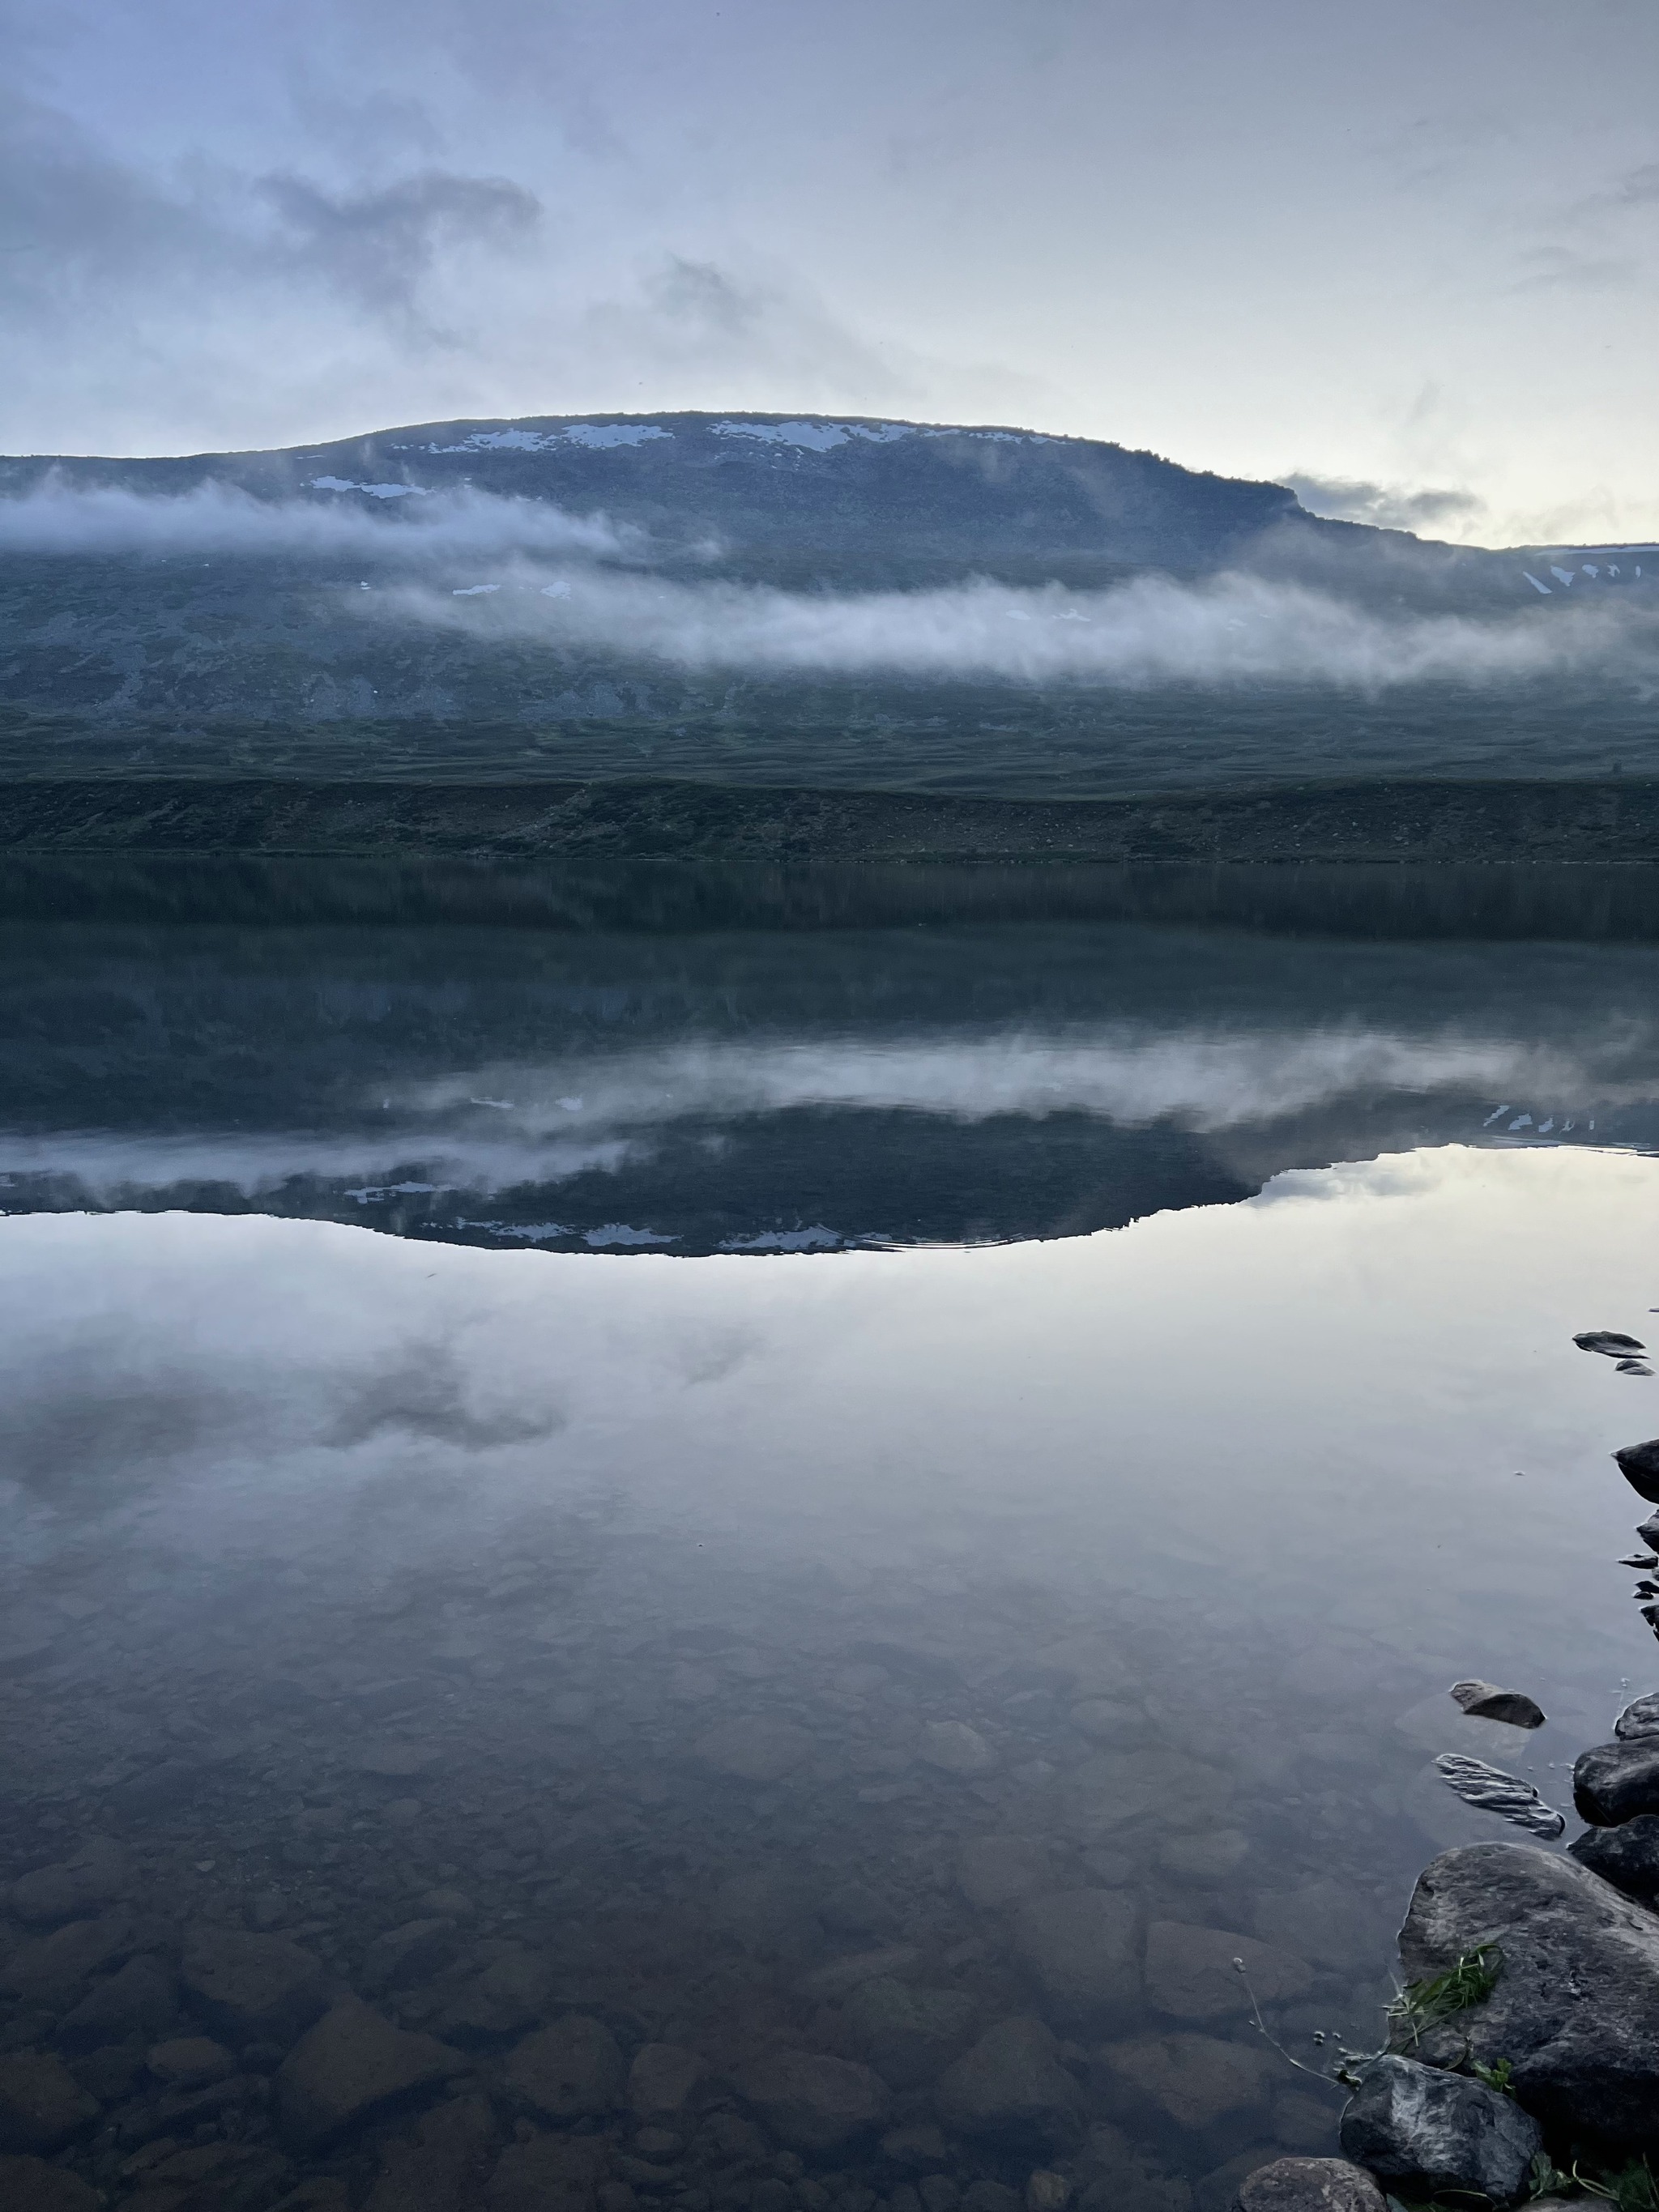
[310,477,429,497]
[419,424,675,454]
[712,420,913,451]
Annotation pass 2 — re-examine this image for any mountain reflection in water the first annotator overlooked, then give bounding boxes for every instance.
[2,856,1658,1251]
[0,1146,1656,2210]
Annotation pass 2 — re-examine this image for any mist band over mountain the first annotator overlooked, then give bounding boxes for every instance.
[2,411,1655,797]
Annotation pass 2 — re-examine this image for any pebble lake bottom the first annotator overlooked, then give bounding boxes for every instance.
[3,1146,1659,2210]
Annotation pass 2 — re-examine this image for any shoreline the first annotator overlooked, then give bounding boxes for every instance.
[6,774,1659,866]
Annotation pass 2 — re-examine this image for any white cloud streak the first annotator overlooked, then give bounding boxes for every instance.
[0,479,633,560]
[373,564,1659,690]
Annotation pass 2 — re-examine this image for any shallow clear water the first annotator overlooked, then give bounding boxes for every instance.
[4,863,1659,2212]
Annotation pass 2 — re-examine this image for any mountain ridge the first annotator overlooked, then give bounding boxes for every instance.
[1,411,1653,797]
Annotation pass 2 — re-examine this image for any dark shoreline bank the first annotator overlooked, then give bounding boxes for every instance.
[7,774,1659,867]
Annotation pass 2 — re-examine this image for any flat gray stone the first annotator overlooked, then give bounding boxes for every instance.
[0,2052,100,2154]
[1339,2055,1541,2208]
[1146,1923,1311,2022]
[1013,1890,1140,2023]
[0,2154,102,2212]
[485,2133,606,2212]
[844,1977,979,2088]
[957,1837,1056,1911]
[693,1715,813,1783]
[8,1840,127,1929]
[503,2016,625,2120]
[0,1912,135,2012]
[435,1944,552,2043]
[147,2035,235,2087]
[57,1951,177,2052]
[919,1722,996,1775]
[934,2017,1085,2150]
[181,1924,326,2046]
[1398,1839,1659,2150]
[360,1917,457,1995]
[627,2041,708,2119]
[1096,2033,1275,2134]
[734,2047,889,2151]
[277,1997,459,2150]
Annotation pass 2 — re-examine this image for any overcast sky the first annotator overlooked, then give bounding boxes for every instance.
[3,0,1655,545]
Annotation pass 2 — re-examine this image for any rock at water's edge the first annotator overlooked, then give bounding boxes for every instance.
[1569,1813,1659,1902]
[1573,1738,1659,1825]
[1338,2054,1540,2209]
[1614,1438,1659,1503]
[1397,1841,1659,2149]
[1232,2157,1387,2212]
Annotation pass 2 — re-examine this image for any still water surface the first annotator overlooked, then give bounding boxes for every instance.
[3,862,1659,2212]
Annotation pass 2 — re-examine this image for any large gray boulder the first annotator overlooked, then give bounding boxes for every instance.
[1338,2056,1540,2207]
[1573,1739,1659,1824]
[1398,1841,1659,2148]
[1232,2159,1386,2212]
[1568,1812,1659,1902]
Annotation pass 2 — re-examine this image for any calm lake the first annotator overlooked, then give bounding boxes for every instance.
[2,858,1658,2212]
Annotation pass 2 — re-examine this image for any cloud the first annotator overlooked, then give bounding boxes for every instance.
[1283,474,1486,535]
[260,168,542,319]
[370,564,1659,691]
[0,478,633,560]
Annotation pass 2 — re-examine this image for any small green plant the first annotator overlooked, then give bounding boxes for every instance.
[1574,2156,1659,2211]
[1529,2154,1575,2201]
[1386,1943,1504,2048]
[1471,2056,1516,2097]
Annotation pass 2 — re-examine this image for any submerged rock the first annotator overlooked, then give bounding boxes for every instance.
[933,2017,1085,2150]
[1448,1681,1546,1728]
[0,2051,100,2154]
[1573,1738,1659,1824]
[1338,2055,1540,2209]
[627,2042,709,2120]
[1577,1331,1647,1357]
[1145,1922,1311,2022]
[1434,1753,1564,1838]
[919,1720,997,1775]
[693,1715,813,1783]
[843,1976,979,2088]
[1569,1813,1659,1902]
[0,2154,101,2212]
[1614,1438,1659,1503]
[957,1835,1056,1910]
[1013,1890,1140,2023]
[504,2017,625,2122]
[180,1924,327,2045]
[1231,2158,1386,2212]
[733,2048,888,2151]
[277,1998,459,2150]
[1638,1511,1659,1550]
[1095,2031,1274,2135]
[1398,1840,1659,2149]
